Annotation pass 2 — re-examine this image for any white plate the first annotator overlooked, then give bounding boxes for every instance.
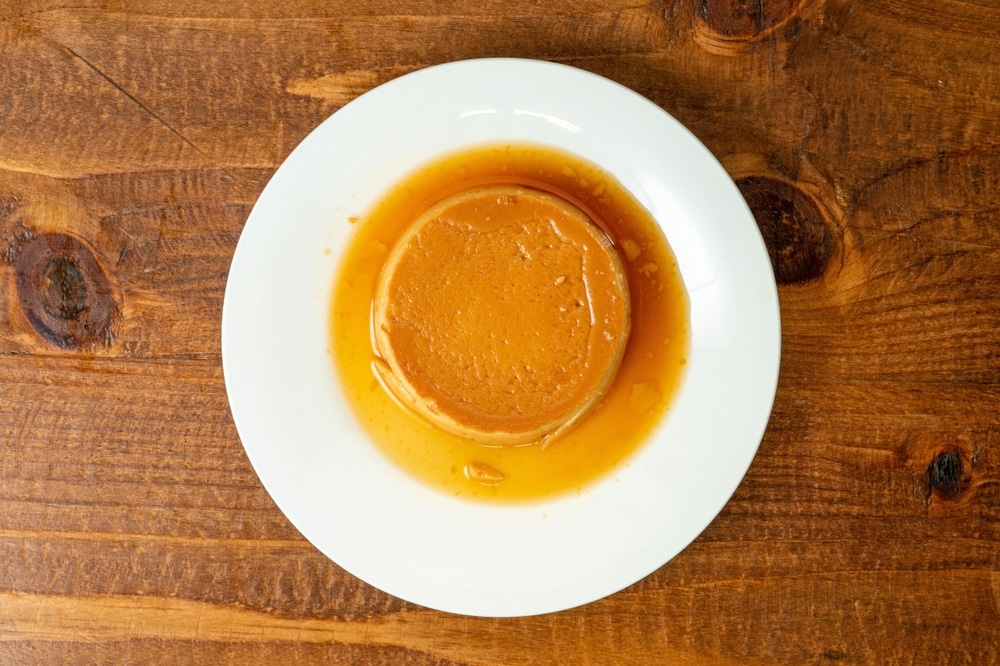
[222,58,780,617]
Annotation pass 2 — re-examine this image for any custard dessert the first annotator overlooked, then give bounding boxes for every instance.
[372,185,631,445]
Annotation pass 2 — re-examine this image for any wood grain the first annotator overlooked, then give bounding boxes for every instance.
[2,0,999,663]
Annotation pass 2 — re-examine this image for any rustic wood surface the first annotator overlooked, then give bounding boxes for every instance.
[2,0,999,663]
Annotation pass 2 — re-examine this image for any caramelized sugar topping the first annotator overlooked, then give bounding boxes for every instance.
[373,186,630,445]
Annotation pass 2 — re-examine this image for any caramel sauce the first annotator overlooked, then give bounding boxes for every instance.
[331,143,689,503]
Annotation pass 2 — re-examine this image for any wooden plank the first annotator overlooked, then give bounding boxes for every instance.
[1,0,999,662]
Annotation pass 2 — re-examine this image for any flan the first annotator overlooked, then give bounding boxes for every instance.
[372,185,631,445]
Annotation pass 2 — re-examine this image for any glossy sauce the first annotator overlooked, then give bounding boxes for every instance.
[331,143,689,502]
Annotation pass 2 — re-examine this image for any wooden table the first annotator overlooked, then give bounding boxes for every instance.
[2,1,998,663]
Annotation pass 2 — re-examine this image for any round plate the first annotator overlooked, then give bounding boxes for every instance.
[222,58,780,617]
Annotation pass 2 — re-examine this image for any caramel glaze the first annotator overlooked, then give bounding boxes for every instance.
[373,186,630,445]
[331,143,689,503]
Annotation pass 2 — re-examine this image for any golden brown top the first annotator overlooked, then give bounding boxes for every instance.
[372,185,631,445]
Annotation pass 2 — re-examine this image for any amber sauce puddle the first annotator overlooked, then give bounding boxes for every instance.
[331,143,689,503]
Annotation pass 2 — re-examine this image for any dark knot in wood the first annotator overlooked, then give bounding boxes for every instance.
[698,0,802,38]
[41,257,88,321]
[736,176,833,284]
[928,451,963,500]
[10,232,120,349]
